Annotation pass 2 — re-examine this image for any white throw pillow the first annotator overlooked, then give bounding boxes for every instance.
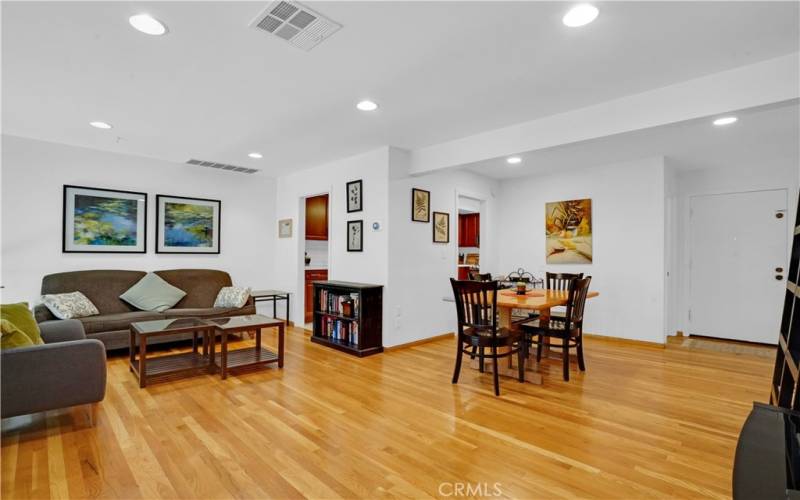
[214,286,251,308]
[120,273,187,312]
[41,291,100,319]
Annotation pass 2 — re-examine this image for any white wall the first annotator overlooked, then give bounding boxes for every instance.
[386,164,500,346]
[1,135,276,309]
[495,157,667,344]
[672,160,799,335]
[273,148,390,326]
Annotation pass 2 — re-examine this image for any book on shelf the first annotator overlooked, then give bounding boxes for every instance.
[319,316,359,345]
[318,289,360,319]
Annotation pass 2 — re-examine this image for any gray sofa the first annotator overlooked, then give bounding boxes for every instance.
[1,319,106,419]
[33,269,256,350]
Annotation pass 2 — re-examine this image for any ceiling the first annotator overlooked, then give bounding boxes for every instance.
[2,1,799,176]
[463,100,800,179]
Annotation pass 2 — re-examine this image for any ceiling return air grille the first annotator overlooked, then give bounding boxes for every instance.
[186,159,259,175]
[250,1,342,51]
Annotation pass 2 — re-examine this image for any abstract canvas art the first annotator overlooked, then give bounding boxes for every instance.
[433,212,449,243]
[156,195,221,253]
[63,185,147,253]
[545,198,592,264]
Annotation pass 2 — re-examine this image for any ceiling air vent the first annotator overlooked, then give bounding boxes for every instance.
[186,159,259,175]
[250,1,342,51]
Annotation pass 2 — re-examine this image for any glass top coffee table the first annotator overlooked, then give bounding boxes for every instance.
[129,317,217,388]
[206,314,285,380]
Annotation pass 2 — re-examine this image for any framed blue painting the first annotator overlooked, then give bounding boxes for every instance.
[156,195,221,254]
[62,185,147,253]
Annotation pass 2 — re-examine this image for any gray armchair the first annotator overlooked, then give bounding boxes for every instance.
[1,319,106,419]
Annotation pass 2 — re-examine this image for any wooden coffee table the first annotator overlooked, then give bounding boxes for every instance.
[206,314,285,379]
[129,317,216,388]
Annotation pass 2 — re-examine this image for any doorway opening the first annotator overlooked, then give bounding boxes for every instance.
[302,193,329,330]
[457,194,482,280]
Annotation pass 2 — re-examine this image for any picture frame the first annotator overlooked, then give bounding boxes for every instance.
[433,211,450,243]
[156,195,221,254]
[346,179,363,213]
[62,185,147,253]
[278,218,293,238]
[347,220,363,252]
[411,188,430,222]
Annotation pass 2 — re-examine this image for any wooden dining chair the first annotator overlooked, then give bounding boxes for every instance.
[546,272,583,319]
[450,278,525,396]
[520,276,592,381]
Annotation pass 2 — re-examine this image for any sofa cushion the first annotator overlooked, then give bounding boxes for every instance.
[154,270,232,308]
[213,286,251,308]
[1,303,43,345]
[1,319,35,350]
[163,307,239,319]
[78,311,163,335]
[120,273,187,312]
[41,270,147,315]
[41,292,100,320]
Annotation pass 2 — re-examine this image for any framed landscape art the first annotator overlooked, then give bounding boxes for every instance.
[347,179,362,213]
[347,220,363,252]
[411,188,430,222]
[433,212,449,243]
[156,195,221,254]
[63,185,147,253]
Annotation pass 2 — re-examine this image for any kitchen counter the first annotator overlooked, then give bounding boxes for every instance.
[305,266,328,271]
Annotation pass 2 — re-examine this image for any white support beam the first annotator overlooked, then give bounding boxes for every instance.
[409,53,800,175]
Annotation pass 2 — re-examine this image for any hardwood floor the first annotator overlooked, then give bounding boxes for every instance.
[2,327,771,499]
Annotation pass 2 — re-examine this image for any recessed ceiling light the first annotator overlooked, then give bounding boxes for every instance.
[248,152,263,159]
[713,116,738,126]
[563,4,599,27]
[129,14,167,36]
[506,156,522,165]
[356,100,379,112]
[89,121,112,129]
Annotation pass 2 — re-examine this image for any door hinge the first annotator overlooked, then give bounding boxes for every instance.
[688,308,692,322]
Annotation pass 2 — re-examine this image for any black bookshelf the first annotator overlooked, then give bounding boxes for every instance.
[311,281,383,357]
[772,191,800,409]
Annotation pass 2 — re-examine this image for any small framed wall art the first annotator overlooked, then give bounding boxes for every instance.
[432,211,450,243]
[278,218,293,238]
[347,220,363,252]
[347,179,363,213]
[156,195,221,254]
[411,188,430,222]
[63,185,147,253]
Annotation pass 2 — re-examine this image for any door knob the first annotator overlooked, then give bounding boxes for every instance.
[776,275,784,280]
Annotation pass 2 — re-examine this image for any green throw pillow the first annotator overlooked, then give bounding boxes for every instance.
[0,302,43,345]
[1,319,35,349]
[120,272,187,312]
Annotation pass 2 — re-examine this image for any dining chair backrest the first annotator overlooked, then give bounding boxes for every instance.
[467,269,492,282]
[564,276,592,328]
[450,278,498,334]
[546,272,584,291]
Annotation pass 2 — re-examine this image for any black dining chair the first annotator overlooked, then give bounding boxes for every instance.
[450,279,525,396]
[520,276,592,381]
[546,272,583,319]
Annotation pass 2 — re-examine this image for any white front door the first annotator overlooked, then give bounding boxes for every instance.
[688,189,787,344]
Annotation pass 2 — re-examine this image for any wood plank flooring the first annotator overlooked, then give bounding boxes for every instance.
[1,327,772,499]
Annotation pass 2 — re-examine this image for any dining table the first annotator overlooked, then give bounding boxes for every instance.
[468,287,600,384]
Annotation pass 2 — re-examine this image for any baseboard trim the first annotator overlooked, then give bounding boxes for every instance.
[385,332,455,351]
[583,333,665,348]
